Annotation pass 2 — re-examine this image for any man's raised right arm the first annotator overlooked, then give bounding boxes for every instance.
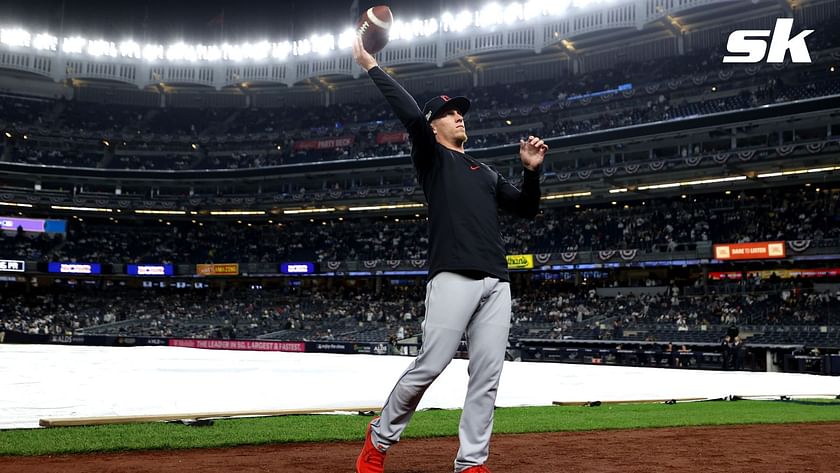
[352,37,435,167]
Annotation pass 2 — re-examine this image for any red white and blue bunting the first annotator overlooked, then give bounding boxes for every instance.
[776,145,796,156]
[685,156,703,167]
[807,142,825,154]
[535,253,551,265]
[619,249,638,261]
[787,240,811,253]
[713,152,730,164]
[560,252,577,263]
[598,250,616,261]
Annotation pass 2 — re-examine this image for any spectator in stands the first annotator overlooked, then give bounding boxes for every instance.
[732,336,745,370]
[721,335,732,370]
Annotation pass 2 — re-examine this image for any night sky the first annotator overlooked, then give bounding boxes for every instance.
[0,0,488,42]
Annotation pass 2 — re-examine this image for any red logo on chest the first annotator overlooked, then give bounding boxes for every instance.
[469,165,480,171]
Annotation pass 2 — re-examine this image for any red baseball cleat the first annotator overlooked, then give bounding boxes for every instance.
[461,466,492,473]
[355,416,386,473]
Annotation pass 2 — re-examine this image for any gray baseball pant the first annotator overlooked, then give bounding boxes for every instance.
[370,271,512,472]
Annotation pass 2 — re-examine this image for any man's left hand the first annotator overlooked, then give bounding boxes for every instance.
[519,135,548,171]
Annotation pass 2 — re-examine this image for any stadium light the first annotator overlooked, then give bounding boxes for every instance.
[757,165,840,178]
[197,44,222,61]
[390,20,409,41]
[441,12,455,32]
[142,44,164,61]
[310,34,334,55]
[407,19,422,39]
[135,210,187,215]
[546,0,574,16]
[542,191,591,200]
[504,3,525,24]
[348,203,425,211]
[119,40,141,58]
[243,41,271,60]
[637,175,747,191]
[294,39,312,56]
[337,29,356,50]
[51,205,113,212]
[423,19,439,36]
[166,42,197,62]
[33,33,57,51]
[523,1,548,20]
[441,10,475,32]
[87,39,118,57]
[209,210,266,215]
[2,0,634,62]
[477,3,505,28]
[222,43,243,61]
[410,19,425,38]
[609,188,629,194]
[62,36,86,54]
[0,28,31,48]
[271,41,292,60]
[575,0,610,9]
[283,208,336,215]
[0,201,33,208]
[455,10,474,30]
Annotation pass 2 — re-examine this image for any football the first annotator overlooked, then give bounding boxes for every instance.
[357,5,393,55]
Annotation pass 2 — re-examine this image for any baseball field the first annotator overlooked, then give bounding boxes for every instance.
[1,401,840,472]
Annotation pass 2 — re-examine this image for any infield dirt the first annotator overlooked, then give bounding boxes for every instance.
[2,422,838,472]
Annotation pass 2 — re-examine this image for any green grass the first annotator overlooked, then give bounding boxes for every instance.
[2,400,840,456]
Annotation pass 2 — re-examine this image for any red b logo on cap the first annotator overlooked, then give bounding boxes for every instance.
[440,95,450,101]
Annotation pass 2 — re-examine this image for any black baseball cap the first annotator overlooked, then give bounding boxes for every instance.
[422,95,470,122]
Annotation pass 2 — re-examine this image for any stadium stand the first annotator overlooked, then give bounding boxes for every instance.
[3,185,837,262]
[2,0,840,375]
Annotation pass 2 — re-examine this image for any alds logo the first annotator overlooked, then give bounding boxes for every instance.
[723,19,814,64]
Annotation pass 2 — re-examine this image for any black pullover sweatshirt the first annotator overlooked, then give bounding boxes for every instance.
[368,66,541,282]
